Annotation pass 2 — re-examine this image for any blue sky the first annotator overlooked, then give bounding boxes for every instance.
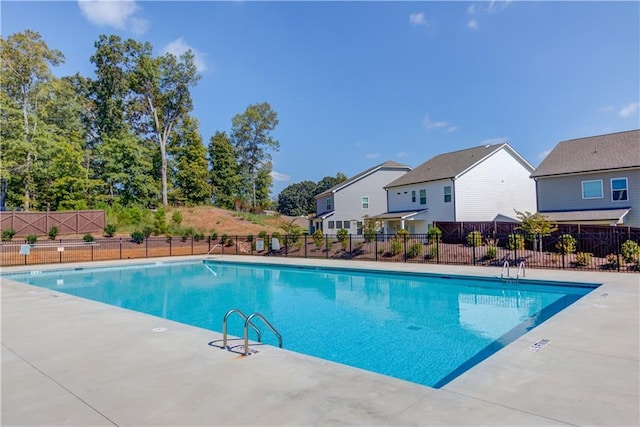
[3,1,639,197]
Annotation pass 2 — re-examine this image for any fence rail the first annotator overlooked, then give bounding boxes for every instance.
[2,231,639,273]
[0,210,105,237]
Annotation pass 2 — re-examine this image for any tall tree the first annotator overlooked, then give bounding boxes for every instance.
[171,116,210,205]
[132,50,200,206]
[316,172,348,194]
[208,131,239,210]
[254,161,273,209]
[231,102,279,207]
[277,180,318,216]
[0,30,64,210]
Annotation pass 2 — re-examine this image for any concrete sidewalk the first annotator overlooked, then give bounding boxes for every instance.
[2,257,639,426]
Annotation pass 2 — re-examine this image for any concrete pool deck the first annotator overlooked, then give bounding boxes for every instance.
[1,256,638,426]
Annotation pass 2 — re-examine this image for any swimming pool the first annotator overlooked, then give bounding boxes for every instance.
[4,260,598,388]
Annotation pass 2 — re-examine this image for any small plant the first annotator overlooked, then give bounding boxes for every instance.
[171,210,183,226]
[605,253,619,270]
[83,233,94,242]
[104,223,117,237]
[556,234,577,254]
[131,230,145,244]
[574,252,592,267]
[397,229,409,238]
[225,238,234,247]
[194,232,205,242]
[390,239,402,256]
[221,233,229,245]
[312,229,324,249]
[210,230,218,240]
[247,234,254,242]
[2,228,16,241]
[142,226,153,238]
[25,234,38,244]
[258,230,268,239]
[335,229,349,250]
[425,245,438,260]
[407,242,423,258]
[48,226,58,240]
[153,208,168,235]
[620,239,640,263]
[272,231,281,239]
[466,230,482,247]
[485,245,497,259]
[427,227,442,244]
[507,233,525,250]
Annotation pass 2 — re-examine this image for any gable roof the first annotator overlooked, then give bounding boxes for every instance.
[385,143,533,188]
[315,160,411,199]
[531,130,640,178]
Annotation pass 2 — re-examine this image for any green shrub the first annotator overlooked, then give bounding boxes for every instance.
[397,229,409,237]
[407,242,423,258]
[171,211,183,226]
[575,252,592,267]
[605,253,619,269]
[312,229,324,249]
[2,228,16,241]
[103,223,117,237]
[48,226,58,240]
[194,232,205,242]
[466,230,482,247]
[25,234,38,244]
[247,234,254,242]
[336,228,348,242]
[142,226,153,238]
[258,230,268,239]
[225,238,234,247]
[507,233,525,250]
[620,239,640,263]
[556,234,577,254]
[364,227,376,243]
[425,245,438,259]
[153,208,168,235]
[131,230,145,244]
[221,233,229,245]
[485,245,497,259]
[83,233,95,242]
[272,231,281,239]
[210,230,218,240]
[427,227,442,244]
[390,239,402,256]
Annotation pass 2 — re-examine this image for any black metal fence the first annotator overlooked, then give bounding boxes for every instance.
[2,231,639,273]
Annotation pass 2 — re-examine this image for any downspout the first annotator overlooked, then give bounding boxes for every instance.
[451,177,457,222]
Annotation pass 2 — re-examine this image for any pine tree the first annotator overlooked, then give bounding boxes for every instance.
[208,131,239,209]
[172,116,210,205]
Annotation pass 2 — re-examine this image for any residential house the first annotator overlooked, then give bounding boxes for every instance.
[531,129,640,227]
[311,161,412,235]
[377,143,537,234]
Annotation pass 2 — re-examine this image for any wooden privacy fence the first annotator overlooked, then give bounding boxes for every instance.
[0,210,105,237]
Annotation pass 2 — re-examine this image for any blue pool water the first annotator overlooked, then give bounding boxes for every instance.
[5,261,597,388]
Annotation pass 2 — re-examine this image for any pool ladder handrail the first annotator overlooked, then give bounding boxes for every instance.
[516,261,525,279]
[207,244,223,258]
[243,313,283,356]
[501,260,510,278]
[222,309,262,348]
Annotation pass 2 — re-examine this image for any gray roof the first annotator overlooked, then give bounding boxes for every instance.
[531,130,640,178]
[386,143,532,188]
[315,160,411,199]
[540,208,631,223]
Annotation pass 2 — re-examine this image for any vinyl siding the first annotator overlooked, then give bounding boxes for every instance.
[455,148,536,221]
[535,168,640,227]
[387,179,455,224]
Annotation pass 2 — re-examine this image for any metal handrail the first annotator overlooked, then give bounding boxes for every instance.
[501,260,510,278]
[207,244,223,257]
[222,309,261,349]
[244,312,282,356]
[516,261,526,279]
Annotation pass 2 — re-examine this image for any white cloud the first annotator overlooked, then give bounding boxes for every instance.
[618,102,639,118]
[467,20,478,30]
[271,171,290,182]
[423,114,449,130]
[447,126,458,133]
[396,152,408,158]
[409,12,428,26]
[163,38,207,72]
[538,149,552,160]
[365,153,380,159]
[467,4,476,14]
[77,0,148,35]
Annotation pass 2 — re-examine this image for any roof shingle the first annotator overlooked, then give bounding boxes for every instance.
[531,130,640,178]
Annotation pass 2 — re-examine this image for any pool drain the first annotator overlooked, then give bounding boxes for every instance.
[529,338,550,352]
[152,327,167,333]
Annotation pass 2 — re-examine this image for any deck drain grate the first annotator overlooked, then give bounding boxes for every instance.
[529,338,550,352]
[152,327,167,333]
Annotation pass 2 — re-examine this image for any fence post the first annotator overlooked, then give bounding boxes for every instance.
[145,237,148,258]
[325,235,329,258]
[304,235,307,258]
[59,239,63,263]
[208,236,211,253]
[615,231,621,272]
[169,237,172,256]
[285,235,288,258]
[119,238,122,259]
[375,236,378,261]
[436,236,440,264]
[349,234,352,260]
[191,236,194,255]
[236,236,239,255]
[91,244,94,261]
[561,234,565,269]
[472,241,476,266]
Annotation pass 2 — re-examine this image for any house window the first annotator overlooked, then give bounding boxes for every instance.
[361,196,369,209]
[343,221,350,229]
[328,221,334,229]
[326,198,333,211]
[582,180,603,199]
[444,186,452,203]
[336,220,342,229]
[419,189,426,205]
[411,190,416,203]
[611,178,628,201]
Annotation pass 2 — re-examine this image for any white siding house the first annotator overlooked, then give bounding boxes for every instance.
[311,161,411,235]
[531,130,640,227]
[378,143,537,234]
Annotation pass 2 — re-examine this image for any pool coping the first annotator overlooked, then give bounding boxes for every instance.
[2,256,639,426]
